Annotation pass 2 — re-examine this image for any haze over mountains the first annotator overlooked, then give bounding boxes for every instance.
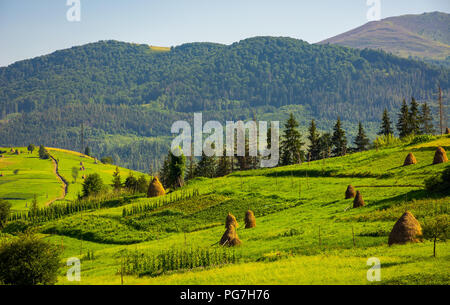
[320,12,450,66]
[0,14,448,172]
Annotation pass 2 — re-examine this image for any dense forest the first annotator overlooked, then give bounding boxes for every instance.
[0,37,448,171]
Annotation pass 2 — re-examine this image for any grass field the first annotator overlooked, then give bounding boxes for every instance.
[1,136,449,285]
[0,147,150,211]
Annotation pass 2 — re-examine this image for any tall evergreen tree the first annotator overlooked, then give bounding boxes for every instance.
[307,119,321,161]
[159,154,171,188]
[216,148,233,177]
[378,108,393,136]
[331,117,347,157]
[168,148,186,188]
[111,167,121,190]
[124,172,139,193]
[318,133,332,159]
[185,155,196,181]
[84,146,91,156]
[409,97,420,135]
[195,151,216,178]
[419,102,434,135]
[354,122,370,152]
[280,113,304,165]
[397,99,410,138]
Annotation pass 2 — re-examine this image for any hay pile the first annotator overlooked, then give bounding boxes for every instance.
[388,211,422,246]
[345,185,356,199]
[220,213,241,246]
[353,191,365,208]
[147,177,166,197]
[244,210,256,228]
[225,213,239,229]
[220,225,241,246]
[403,153,417,166]
[433,147,448,165]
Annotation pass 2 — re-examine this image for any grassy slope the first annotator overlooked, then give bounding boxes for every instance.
[32,136,449,285]
[0,147,149,211]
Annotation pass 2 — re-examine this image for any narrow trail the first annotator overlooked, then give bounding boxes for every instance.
[46,154,68,206]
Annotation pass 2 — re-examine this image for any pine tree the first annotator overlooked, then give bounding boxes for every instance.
[378,108,393,136]
[38,145,50,160]
[216,148,233,177]
[124,172,138,193]
[308,119,321,161]
[318,133,332,159]
[195,151,216,178]
[280,113,304,165]
[397,99,410,138]
[168,148,186,188]
[159,153,171,188]
[84,146,91,156]
[409,97,420,135]
[331,117,347,157]
[112,167,121,190]
[185,155,196,181]
[419,102,434,135]
[354,122,370,152]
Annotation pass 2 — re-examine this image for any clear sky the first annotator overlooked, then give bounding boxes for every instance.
[1,0,449,67]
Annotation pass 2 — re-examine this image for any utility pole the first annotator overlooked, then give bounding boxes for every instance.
[438,86,444,135]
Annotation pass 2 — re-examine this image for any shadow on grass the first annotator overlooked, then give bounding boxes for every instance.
[264,169,379,179]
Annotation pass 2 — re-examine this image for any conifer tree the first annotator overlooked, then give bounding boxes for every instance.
[318,133,332,159]
[397,99,410,138]
[216,148,233,177]
[195,151,216,178]
[308,119,321,161]
[168,147,186,188]
[409,97,420,135]
[419,102,434,135]
[280,113,304,165]
[112,167,121,190]
[331,117,347,157]
[378,108,393,136]
[185,155,196,181]
[354,122,370,152]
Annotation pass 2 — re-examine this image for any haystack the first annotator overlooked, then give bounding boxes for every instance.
[244,210,256,228]
[433,147,448,165]
[345,185,356,199]
[225,213,239,229]
[353,191,365,208]
[219,225,241,247]
[445,127,450,135]
[147,177,166,198]
[403,153,417,166]
[388,211,422,246]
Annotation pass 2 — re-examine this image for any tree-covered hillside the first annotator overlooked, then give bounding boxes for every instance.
[0,37,448,171]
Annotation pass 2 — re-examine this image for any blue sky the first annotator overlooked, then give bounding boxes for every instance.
[0,0,449,67]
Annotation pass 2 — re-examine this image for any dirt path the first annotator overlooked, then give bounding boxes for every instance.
[46,154,68,206]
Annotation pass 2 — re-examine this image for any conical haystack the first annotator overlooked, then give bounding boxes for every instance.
[445,127,450,135]
[244,210,256,228]
[433,147,448,165]
[403,153,417,166]
[147,177,166,198]
[345,185,356,199]
[388,211,422,246]
[225,213,239,229]
[219,225,241,247]
[353,191,365,208]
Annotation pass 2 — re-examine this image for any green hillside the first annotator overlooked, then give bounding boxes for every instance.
[1,136,448,285]
[0,36,448,172]
[0,147,149,212]
[320,12,450,65]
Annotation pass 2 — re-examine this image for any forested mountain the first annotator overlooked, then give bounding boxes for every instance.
[320,12,450,66]
[0,36,448,171]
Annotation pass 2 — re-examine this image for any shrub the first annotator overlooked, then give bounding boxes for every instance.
[0,232,62,285]
[425,166,450,194]
[82,173,104,198]
[0,199,12,229]
[410,134,434,145]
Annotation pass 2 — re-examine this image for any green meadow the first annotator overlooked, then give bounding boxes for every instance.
[1,136,449,285]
